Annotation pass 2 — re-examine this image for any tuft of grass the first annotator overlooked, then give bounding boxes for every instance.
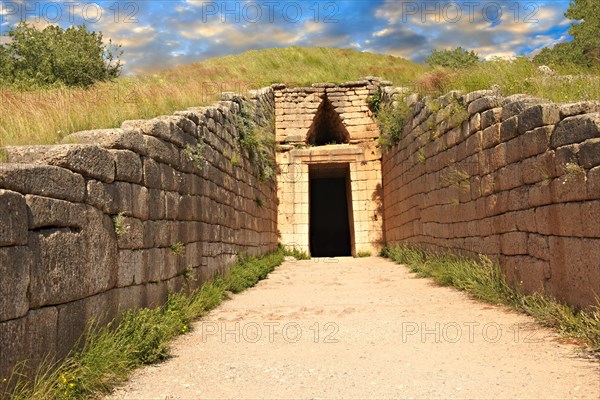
[112,213,129,237]
[355,250,372,258]
[382,244,600,351]
[417,148,426,164]
[563,162,585,178]
[169,242,185,257]
[375,101,411,149]
[440,167,471,191]
[3,250,285,399]
[281,245,311,260]
[254,196,264,208]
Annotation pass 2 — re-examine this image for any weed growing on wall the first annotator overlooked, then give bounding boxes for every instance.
[440,167,471,191]
[183,142,206,169]
[374,102,411,149]
[235,103,276,181]
[281,245,311,260]
[170,242,185,257]
[367,88,411,149]
[112,213,129,237]
[382,244,600,351]
[3,250,285,400]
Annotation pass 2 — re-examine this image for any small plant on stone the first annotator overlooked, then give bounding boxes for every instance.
[113,212,129,237]
[356,250,372,258]
[418,148,426,164]
[282,245,311,260]
[375,101,410,149]
[255,196,264,208]
[563,162,585,178]
[366,88,383,114]
[450,198,461,205]
[183,142,205,168]
[230,152,240,166]
[440,167,471,191]
[170,242,185,257]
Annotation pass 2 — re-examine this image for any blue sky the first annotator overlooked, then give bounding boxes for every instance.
[0,0,574,74]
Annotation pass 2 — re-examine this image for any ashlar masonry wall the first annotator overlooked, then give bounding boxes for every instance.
[0,88,278,378]
[382,89,600,309]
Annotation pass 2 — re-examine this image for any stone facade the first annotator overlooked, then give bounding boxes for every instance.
[382,89,600,309]
[275,78,388,256]
[0,89,278,378]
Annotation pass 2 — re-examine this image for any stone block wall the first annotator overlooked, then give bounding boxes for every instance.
[382,89,600,309]
[0,89,278,378]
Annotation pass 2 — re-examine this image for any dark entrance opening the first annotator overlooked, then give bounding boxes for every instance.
[309,164,353,257]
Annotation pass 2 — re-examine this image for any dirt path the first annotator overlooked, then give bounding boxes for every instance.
[107,257,599,399]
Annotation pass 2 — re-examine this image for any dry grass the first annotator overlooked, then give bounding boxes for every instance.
[0,47,428,147]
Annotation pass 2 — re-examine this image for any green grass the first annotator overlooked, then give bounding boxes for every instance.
[3,249,285,400]
[382,244,600,351]
[282,245,311,260]
[355,251,372,258]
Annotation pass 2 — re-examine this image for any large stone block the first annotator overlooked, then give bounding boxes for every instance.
[117,250,146,287]
[63,128,146,156]
[4,144,115,183]
[110,149,143,183]
[547,236,600,309]
[0,246,31,321]
[0,164,85,202]
[0,190,28,247]
[0,307,58,380]
[517,104,559,134]
[578,138,600,169]
[25,195,86,230]
[55,289,118,359]
[550,112,600,148]
[29,208,117,308]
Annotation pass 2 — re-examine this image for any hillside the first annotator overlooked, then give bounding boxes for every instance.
[1,46,598,148]
[0,47,427,147]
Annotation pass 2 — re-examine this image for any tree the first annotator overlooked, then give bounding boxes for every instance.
[533,0,599,67]
[425,47,479,68]
[0,22,122,87]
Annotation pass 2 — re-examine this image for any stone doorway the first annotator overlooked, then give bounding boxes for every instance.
[309,163,353,257]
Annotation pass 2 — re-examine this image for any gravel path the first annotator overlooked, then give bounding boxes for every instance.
[107,257,599,399]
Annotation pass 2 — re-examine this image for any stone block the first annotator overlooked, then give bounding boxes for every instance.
[0,246,31,321]
[481,107,502,130]
[55,290,117,359]
[559,101,600,118]
[0,307,58,379]
[25,195,86,230]
[142,157,161,189]
[0,190,28,247]
[521,126,551,159]
[467,96,501,115]
[499,116,519,142]
[550,112,600,148]
[0,164,85,202]
[4,144,115,183]
[110,149,143,183]
[143,135,180,166]
[517,104,559,134]
[116,216,144,249]
[29,207,117,308]
[63,128,146,156]
[578,138,600,169]
[117,250,146,287]
[528,234,550,261]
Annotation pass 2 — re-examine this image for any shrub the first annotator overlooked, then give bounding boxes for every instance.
[425,47,479,68]
[0,22,122,88]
